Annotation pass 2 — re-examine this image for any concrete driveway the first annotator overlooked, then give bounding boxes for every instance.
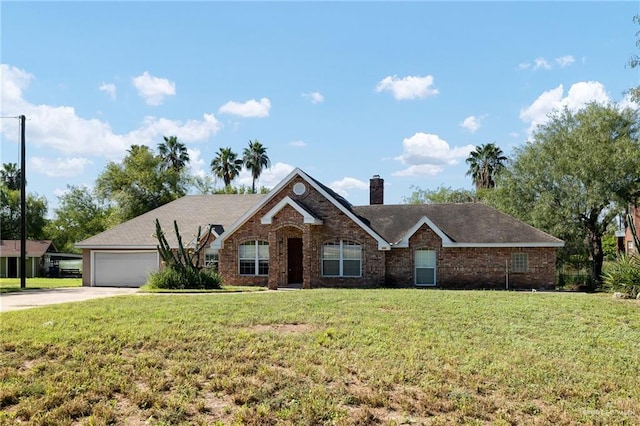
[0,287,139,312]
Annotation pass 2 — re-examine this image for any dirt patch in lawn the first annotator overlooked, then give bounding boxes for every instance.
[248,323,316,334]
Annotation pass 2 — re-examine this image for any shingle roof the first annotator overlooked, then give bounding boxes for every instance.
[76,172,563,250]
[352,203,563,246]
[76,194,265,249]
[0,240,54,257]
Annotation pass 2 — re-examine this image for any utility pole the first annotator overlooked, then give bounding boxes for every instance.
[20,115,26,289]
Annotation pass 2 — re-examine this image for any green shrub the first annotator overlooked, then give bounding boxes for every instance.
[601,233,617,261]
[146,267,222,290]
[602,255,640,298]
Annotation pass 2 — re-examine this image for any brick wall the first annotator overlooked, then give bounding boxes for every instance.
[219,177,386,288]
[384,224,557,289]
[218,178,557,290]
[626,201,639,255]
[82,249,91,286]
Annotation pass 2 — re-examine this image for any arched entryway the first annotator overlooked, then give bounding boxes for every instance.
[275,226,304,289]
[287,237,303,286]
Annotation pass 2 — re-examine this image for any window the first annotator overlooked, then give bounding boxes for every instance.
[239,240,269,276]
[511,253,528,273]
[322,241,361,277]
[204,248,219,272]
[415,249,436,286]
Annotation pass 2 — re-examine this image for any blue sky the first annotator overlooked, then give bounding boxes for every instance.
[1,1,638,212]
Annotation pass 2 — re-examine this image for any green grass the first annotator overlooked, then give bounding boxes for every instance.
[0,278,82,293]
[1,290,639,425]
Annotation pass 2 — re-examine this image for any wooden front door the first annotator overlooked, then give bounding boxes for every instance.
[287,238,303,284]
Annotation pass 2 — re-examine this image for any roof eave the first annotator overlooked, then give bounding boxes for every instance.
[74,245,158,250]
[442,242,565,248]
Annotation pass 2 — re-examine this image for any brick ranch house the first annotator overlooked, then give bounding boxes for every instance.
[625,199,640,255]
[77,168,563,289]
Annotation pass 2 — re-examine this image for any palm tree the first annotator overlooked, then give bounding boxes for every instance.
[158,136,190,172]
[210,147,243,188]
[243,140,271,193]
[0,163,22,191]
[465,143,507,190]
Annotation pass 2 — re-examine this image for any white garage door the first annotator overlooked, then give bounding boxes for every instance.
[93,251,158,287]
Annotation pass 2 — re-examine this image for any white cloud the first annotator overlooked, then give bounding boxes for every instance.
[132,71,176,106]
[302,92,324,104]
[1,64,33,104]
[619,93,640,111]
[375,74,438,100]
[459,115,485,133]
[130,114,222,144]
[30,157,92,177]
[289,140,306,147]
[0,65,221,160]
[520,81,610,134]
[255,162,295,189]
[519,55,575,71]
[329,177,368,197]
[555,55,575,68]
[393,132,474,177]
[99,82,116,100]
[219,98,271,118]
[236,162,294,189]
[533,57,551,70]
[392,164,444,177]
[186,148,206,179]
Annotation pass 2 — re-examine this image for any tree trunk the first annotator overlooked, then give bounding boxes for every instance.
[587,230,603,290]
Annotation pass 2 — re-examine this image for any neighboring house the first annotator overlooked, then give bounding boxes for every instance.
[77,168,564,289]
[0,240,55,278]
[626,200,640,255]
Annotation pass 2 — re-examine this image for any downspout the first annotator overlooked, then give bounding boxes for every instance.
[505,259,509,290]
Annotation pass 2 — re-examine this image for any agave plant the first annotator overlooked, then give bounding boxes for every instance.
[603,254,640,298]
[152,219,220,289]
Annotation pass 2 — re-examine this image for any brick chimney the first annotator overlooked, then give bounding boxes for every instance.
[369,175,384,205]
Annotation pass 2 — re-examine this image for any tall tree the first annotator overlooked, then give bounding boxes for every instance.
[45,185,112,253]
[627,15,640,102]
[486,103,640,286]
[158,136,190,172]
[465,143,507,190]
[243,140,271,193]
[404,186,476,204]
[96,144,188,222]
[0,184,48,240]
[191,175,216,195]
[0,163,22,191]
[210,147,243,188]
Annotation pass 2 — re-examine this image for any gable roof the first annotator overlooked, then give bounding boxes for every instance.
[76,194,265,249]
[261,196,324,225]
[213,168,391,250]
[0,240,54,257]
[352,203,564,247]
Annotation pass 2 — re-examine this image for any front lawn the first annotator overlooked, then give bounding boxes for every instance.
[0,278,82,293]
[1,290,638,425]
